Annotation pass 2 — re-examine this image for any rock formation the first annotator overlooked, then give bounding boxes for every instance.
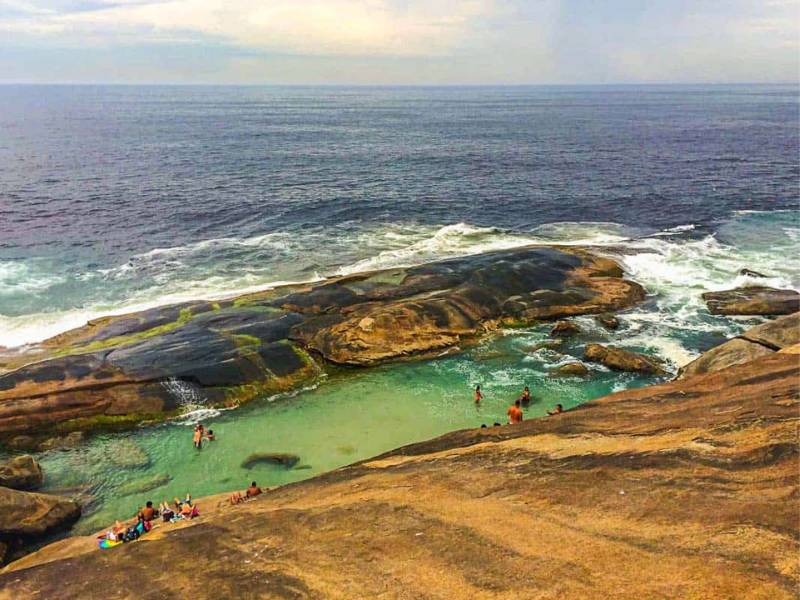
[584,343,666,375]
[550,362,590,377]
[702,286,800,315]
[0,247,644,438]
[679,312,800,378]
[594,313,620,330]
[549,320,580,337]
[0,456,42,491]
[1,352,796,598]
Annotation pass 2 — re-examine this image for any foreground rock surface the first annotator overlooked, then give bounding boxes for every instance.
[2,352,797,599]
[703,286,800,315]
[680,312,800,378]
[0,247,644,437]
[0,456,42,491]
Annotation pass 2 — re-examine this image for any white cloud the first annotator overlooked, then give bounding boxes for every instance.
[1,0,496,56]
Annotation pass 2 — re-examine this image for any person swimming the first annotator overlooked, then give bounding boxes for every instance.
[547,403,564,416]
[474,384,483,403]
[205,429,215,442]
[507,399,523,424]
[520,386,531,406]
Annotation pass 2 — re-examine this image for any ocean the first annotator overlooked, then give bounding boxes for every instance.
[0,84,798,531]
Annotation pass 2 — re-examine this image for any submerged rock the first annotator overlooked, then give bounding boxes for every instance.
[584,344,666,375]
[739,268,769,279]
[241,453,301,469]
[0,455,43,491]
[550,320,580,337]
[702,286,800,316]
[679,312,800,378]
[595,313,620,330]
[116,473,172,497]
[106,440,151,469]
[550,362,590,377]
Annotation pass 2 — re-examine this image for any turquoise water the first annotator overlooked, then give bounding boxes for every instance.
[26,321,657,534]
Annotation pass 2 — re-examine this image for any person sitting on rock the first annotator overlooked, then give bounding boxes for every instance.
[520,386,531,406]
[547,403,564,416]
[141,500,156,522]
[246,481,263,498]
[159,501,174,522]
[179,501,198,519]
[230,491,244,505]
[507,399,523,424]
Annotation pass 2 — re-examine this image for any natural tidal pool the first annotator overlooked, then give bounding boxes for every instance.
[13,318,667,535]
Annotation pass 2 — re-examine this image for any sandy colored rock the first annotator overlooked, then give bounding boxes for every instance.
[550,320,580,337]
[0,487,80,539]
[679,312,799,378]
[703,286,800,315]
[584,343,666,375]
[1,352,797,598]
[0,456,43,491]
[594,313,620,330]
[550,362,590,377]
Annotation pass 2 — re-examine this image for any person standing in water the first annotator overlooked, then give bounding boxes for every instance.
[520,386,531,406]
[474,384,483,404]
[193,424,203,450]
[507,399,523,424]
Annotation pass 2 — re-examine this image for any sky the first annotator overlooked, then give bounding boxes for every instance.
[0,0,798,84]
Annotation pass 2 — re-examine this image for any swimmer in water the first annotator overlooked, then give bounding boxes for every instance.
[474,384,483,403]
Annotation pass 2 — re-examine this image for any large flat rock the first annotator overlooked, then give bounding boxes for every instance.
[703,286,800,316]
[2,352,797,598]
[0,246,644,436]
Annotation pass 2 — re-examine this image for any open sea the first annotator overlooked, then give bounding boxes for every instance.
[0,84,798,533]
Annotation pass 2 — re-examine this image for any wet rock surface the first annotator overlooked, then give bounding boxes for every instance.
[2,352,796,599]
[584,344,667,375]
[550,362,590,377]
[0,246,644,436]
[680,312,800,378]
[703,286,800,315]
[549,320,580,337]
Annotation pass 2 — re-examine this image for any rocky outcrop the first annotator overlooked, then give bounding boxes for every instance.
[241,453,301,469]
[2,352,797,598]
[0,487,80,565]
[549,320,580,337]
[0,456,42,491]
[550,362,590,377]
[594,313,620,330]
[0,247,644,437]
[703,286,800,315]
[584,343,666,375]
[679,312,800,378]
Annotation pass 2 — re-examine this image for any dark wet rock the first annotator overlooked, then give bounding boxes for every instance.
[702,286,800,316]
[6,436,36,451]
[595,313,620,330]
[550,320,580,337]
[739,268,769,279]
[241,453,301,469]
[529,340,563,353]
[679,312,800,379]
[584,344,666,375]
[550,362,590,377]
[0,246,643,435]
[0,456,43,491]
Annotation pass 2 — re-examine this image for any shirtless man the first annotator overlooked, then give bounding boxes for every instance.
[246,481,263,498]
[507,399,523,424]
[547,403,564,416]
[520,386,531,406]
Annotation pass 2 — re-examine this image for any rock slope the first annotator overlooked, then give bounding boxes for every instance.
[0,247,644,438]
[2,351,796,599]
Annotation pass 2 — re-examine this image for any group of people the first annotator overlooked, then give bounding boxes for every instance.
[474,384,564,425]
[101,495,201,546]
[192,423,216,449]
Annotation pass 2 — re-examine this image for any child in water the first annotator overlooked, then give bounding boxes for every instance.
[474,384,483,403]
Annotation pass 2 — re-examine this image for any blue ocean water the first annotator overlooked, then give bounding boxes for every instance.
[0,84,798,349]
